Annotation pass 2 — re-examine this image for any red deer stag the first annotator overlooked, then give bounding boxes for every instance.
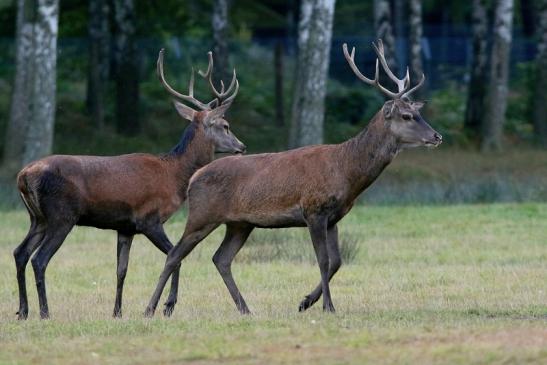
[144,40,442,316]
[13,50,245,319]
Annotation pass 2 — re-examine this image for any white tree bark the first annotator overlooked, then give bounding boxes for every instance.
[3,0,59,172]
[482,0,514,151]
[409,0,423,99]
[533,0,547,145]
[289,0,336,148]
[465,0,489,135]
[374,0,397,74]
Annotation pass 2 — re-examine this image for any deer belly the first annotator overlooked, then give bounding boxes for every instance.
[77,201,138,232]
[241,206,306,228]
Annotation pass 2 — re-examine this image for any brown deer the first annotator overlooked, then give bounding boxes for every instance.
[13,50,245,319]
[144,40,442,317]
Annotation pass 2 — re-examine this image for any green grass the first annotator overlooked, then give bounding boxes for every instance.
[0,204,546,364]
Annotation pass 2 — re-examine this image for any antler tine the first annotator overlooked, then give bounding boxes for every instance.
[219,78,239,106]
[157,49,214,111]
[372,39,408,96]
[401,72,426,99]
[188,67,195,97]
[343,43,401,99]
[342,43,375,85]
[198,51,238,105]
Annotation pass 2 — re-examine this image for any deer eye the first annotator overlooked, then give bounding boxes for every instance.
[223,125,229,131]
[402,114,412,121]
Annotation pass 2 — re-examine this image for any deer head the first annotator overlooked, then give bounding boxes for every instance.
[157,49,246,154]
[343,40,442,149]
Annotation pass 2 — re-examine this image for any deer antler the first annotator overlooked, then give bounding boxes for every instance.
[198,52,239,106]
[157,49,218,111]
[343,39,425,99]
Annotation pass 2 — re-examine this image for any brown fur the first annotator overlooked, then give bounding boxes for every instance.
[144,99,442,316]
[13,106,245,320]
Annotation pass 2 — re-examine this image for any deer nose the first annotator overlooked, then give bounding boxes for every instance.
[434,133,442,143]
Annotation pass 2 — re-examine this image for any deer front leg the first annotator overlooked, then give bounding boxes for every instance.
[299,224,341,312]
[113,233,134,318]
[306,216,335,313]
[144,223,219,318]
[143,225,180,317]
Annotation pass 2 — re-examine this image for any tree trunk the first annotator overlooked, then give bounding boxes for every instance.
[533,0,547,146]
[409,0,424,99]
[374,0,397,75]
[3,0,34,173]
[481,0,514,151]
[113,0,139,135]
[520,0,536,36]
[3,0,59,173]
[274,42,284,127]
[464,0,489,136]
[289,0,336,148]
[393,0,407,74]
[212,0,230,85]
[86,0,110,129]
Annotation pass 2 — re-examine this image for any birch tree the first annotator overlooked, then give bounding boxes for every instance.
[212,0,230,84]
[409,0,424,99]
[481,0,514,151]
[289,0,336,148]
[465,0,489,136]
[86,0,110,129]
[3,0,59,173]
[113,0,139,135]
[533,0,547,146]
[374,0,397,75]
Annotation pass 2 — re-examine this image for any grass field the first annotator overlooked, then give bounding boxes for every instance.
[0,204,546,364]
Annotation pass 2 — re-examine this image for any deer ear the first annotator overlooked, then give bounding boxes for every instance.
[411,101,425,110]
[383,100,396,118]
[173,101,196,121]
[203,103,232,125]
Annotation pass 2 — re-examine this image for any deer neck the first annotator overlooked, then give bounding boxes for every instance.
[342,111,399,199]
[167,123,215,199]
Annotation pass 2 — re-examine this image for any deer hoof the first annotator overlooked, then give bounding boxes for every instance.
[323,303,336,313]
[298,296,313,312]
[144,307,155,318]
[163,303,175,317]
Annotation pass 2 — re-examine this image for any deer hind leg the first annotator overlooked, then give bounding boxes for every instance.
[31,224,73,319]
[212,223,254,314]
[13,219,46,320]
[113,233,134,318]
[306,217,336,313]
[144,222,219,317]
[299,224,341,312]
[142,225,180,317]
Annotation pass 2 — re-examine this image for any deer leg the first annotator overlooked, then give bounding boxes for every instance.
[142,225,180,317]
[299,225,341,312]
[13,220,46,320]
[31,224,73,319]
[307,216,335,312]
[113,233,134,318]
[212,224,254,314]
[144,223,219,317]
